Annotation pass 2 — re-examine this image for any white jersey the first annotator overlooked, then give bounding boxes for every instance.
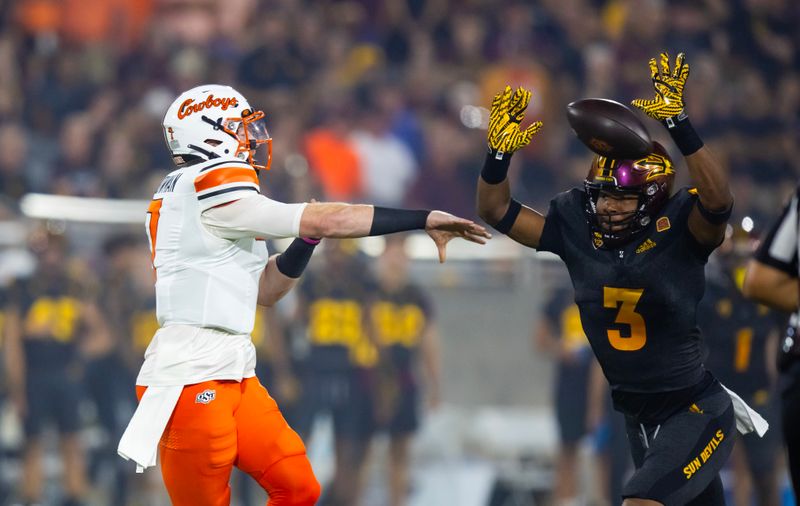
[146,156,297,335]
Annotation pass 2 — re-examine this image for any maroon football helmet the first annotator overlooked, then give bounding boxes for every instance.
[583,142,675,249]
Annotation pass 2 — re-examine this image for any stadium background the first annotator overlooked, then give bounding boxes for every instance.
[0,0,797,504]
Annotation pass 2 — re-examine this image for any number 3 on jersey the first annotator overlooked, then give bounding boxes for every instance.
[145,198,163,265]
[603,287,646,351]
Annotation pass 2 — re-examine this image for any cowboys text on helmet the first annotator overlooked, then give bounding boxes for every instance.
[163,84,272,171]
[177,95,240,120]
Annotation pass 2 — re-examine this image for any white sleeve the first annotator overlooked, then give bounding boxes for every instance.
[201,193,307,240]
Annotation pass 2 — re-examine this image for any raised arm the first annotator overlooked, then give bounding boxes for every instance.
[632,52,733,247]
[476,86,546,248]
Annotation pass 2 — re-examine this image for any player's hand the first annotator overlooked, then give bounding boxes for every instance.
[425,211,491,263]
[631,52,689,122]
[487,85,543,156]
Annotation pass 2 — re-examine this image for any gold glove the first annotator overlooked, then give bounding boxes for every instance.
[487,85,543,157]
[631,52,689,124]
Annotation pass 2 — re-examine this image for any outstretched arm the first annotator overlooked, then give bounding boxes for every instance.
[476,86,546,248]
[632,52,733,247]
[203,195,489,263]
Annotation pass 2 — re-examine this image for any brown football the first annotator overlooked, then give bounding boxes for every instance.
[566,98,653,160]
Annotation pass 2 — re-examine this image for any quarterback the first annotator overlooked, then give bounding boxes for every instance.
[117,84,489,506]
[476,53,766,505]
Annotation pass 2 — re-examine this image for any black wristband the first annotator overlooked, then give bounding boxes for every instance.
[696,199,732,225]
[369,207,430,236]
[276,238,319,278]
[663,113,704,156]
[480,149,512,184]
[493,199,522,234]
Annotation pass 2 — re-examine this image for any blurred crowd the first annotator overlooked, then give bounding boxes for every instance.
[0,0,797,220]
[0,0,798,504]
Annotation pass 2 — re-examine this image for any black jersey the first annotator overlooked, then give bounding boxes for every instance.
[371,283,433,371]
[299,264,377,372]
[699,265,778,396]
[7,274,84,370]
[539,187,714,394]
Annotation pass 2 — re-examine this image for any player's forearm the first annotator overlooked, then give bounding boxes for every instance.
[743,260,799,312]
[299,203,430,238]
[476,150,515,225]
[258,238,320,306]
[258,256,300,306]
[476,178,512,225]
[299,203,373,237]
[684,147,733,212]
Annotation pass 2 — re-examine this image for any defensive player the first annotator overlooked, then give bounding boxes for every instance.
[743,189,800,499]
[477,53,748,505]
[117,84,490,506]
[700,223,781,506]
[370,235,441,506]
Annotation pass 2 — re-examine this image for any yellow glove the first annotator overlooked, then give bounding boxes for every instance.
[631,52,689,124]
[487,85,543,157]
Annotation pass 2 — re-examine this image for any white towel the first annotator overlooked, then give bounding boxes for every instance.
[721,384,769,438]
[117,385,183,473]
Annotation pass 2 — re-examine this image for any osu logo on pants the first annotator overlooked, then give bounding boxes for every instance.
[195,389,216,404]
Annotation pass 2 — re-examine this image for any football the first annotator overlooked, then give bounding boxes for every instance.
[566,98,653,160]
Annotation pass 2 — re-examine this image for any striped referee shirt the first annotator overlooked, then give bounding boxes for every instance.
[755,187,800,328]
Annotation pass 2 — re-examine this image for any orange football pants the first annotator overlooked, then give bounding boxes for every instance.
[136,377,320,506]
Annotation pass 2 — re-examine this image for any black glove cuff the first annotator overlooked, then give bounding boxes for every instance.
[480,149,513,185]
[662,112,704,156]
[276,238,319,279]
[369,207,430,236]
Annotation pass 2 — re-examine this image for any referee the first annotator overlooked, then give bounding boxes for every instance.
[743,187,800,499]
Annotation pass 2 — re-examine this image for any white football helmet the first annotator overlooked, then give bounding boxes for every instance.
[162,84,272,170]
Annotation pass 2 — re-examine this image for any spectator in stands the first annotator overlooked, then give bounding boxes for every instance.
[3,229,105,506]
[294,240,378,506]
[370,235,441,506]
[535,286,600,506]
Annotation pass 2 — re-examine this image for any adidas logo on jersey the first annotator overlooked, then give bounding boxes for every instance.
[195,389,216,404]
[635,239,657,254]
